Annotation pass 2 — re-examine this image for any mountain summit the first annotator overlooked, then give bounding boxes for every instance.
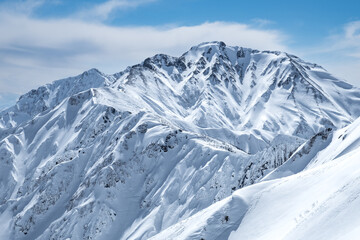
[0,42,360,239]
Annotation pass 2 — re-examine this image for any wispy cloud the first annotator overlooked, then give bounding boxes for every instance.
[76,0,157,21]
[304,21,360,57]
[332,21,360,58]
[251,18,275,28]
[301,21,360,86]
[0,0,46,15]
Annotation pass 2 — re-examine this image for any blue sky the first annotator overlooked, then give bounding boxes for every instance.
[26,0,360,46]
[0,0,359,106]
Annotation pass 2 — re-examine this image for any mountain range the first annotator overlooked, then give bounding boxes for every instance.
[0,41,359,240]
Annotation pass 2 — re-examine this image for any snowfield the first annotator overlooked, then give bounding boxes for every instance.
[152,119,360,239]
[0,41,359,239]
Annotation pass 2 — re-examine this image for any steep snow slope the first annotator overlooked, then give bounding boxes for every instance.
[150,117,360,240]
[0,41,359,239]
[0,87,303,240]
[111,41,360,153]
[230,117,360,240]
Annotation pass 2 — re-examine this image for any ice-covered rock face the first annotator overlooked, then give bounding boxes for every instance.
[111,41,360,153]
[0,42,359,240]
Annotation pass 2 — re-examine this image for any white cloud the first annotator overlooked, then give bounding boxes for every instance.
[251,18,275,27]
[0,11,289,94]
[301,21,360,87]
[338,21,360,58]
[322,21,360,58]
[76,0,157,21]
[0,0,50,15]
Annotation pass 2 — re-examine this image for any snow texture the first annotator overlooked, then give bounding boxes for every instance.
[0,41,360,240]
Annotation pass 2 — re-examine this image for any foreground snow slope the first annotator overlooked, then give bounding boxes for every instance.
[231,117,360,240]
[0,41,359,239]
[150,117,360,240]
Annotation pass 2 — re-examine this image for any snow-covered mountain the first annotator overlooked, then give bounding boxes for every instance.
[0,41,359,240]
[151,116,360,240]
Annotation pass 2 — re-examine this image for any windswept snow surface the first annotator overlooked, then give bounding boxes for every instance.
[0,41,359,239]
[150,118,360,240]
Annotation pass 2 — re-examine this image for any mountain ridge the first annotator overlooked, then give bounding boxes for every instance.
[0,41,359,239]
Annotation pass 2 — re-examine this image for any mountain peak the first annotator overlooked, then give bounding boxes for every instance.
[1,42,360,239]
[81,68,103,76]
[192,40,227,49]
[185,41,249,59]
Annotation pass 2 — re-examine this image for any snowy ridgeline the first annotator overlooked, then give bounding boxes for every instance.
[0,41,360,239]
